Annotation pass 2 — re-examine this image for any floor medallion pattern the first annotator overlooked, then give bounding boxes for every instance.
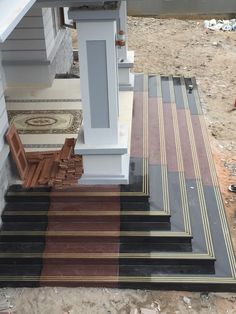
[7,110,83,134]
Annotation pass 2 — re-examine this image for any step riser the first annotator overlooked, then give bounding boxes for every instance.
[0,282,40,288]
[5,196,50,203]
[120,243,192,252]
[2,219,170,232]
[0,236,192,250]
[120,222,170,231]
[0,281,234,291]
[121,202,149,210]
[5,203,50,211]
[119,265,215,275]
[0,259,215,271]
[1,216,171,225]
[116,283,236,292]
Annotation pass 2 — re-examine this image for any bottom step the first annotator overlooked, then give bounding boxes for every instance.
[0,275,235,292]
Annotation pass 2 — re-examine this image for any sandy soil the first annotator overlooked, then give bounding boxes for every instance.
[0,17,235,314]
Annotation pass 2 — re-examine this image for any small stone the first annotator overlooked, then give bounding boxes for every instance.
[183,296,191,306]
[130,309,138,314]
[141,308,157,314]
[153,301,161,312]
[212,41,218,46]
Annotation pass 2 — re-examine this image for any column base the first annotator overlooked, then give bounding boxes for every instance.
[75,124,130,185]
[79,153,130,185]
[118,51,134,91]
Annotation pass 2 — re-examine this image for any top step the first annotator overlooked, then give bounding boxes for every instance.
[5,185,149,205]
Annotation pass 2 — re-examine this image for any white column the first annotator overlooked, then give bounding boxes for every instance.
[69,6,129,185]
[77,20,119,146]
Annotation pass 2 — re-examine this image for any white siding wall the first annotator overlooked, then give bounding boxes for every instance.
[0,69,9,171]
[2,7,64,62]
[0,64,11,220]
[1,7,47,62]
[1,6,72,87]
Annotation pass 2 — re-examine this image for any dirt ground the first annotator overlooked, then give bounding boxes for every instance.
[0,17,235,314]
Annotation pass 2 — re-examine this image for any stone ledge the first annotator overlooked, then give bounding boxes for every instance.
[118,51,134,68]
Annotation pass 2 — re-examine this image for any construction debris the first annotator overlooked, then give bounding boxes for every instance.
[204,19,236,31]
[6,125,83,189]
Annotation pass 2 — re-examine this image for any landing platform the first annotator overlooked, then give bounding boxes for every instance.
[1,74,236,291]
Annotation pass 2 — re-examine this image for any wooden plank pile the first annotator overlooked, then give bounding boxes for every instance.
[6,125,83,189]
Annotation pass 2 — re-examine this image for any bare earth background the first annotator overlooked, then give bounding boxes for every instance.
[0,17,235,314]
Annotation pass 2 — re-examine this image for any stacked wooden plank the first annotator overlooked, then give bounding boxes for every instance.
[6,125,83,189]
[25,139,83,189]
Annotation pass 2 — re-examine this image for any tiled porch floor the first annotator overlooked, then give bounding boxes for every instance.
[6,79,133,152]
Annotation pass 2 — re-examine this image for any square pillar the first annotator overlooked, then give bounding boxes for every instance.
[76,19,119,146]
[118,0,134,91]
[69,4,130,185]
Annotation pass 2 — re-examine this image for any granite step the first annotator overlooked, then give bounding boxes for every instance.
[0,251,215,275]
[2,209,171,224]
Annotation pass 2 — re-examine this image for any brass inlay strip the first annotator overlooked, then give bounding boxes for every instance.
[0,231,192,237]
[199,115,236,278]
[7,191,146,197]
[180,76,189,110]
[169,77,191,234]
[192,79,203,116]
[3,210,170,217]
[0,276,234,284]
[118,276,236,284]
[180,77,214,257]
[157,77,170,214]
[143,75,149,196]
[0,252,215,260]
[185,110,214,257]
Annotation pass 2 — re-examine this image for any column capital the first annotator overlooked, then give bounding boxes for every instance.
[68,1,121,21]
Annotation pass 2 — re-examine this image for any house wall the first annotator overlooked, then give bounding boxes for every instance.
[0,65,14,220]
[1,6,73,88]
[127,0,236,16]
[0,6,73,219]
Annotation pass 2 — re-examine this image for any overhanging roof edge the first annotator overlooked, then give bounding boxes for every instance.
[0,0,37,43]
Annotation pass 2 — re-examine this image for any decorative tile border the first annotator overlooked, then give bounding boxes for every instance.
[24,144,63,148]
[7,99,81,103]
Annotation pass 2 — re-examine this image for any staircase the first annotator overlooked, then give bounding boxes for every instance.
[0,74,235,291]
[0,184,214,288]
